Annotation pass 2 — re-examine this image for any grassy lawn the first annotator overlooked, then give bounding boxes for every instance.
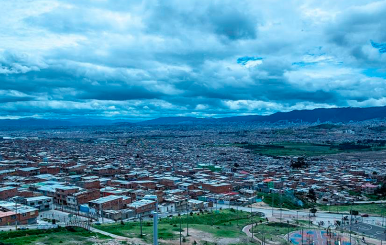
[0,227,109,245]
[94,221,178,244]
[95,209,264,243]
[229,141,386,157]
[252,222,305,243]
[239,142,341,156]
[318,203,386,216]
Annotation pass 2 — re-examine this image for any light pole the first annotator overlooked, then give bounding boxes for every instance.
[280,190,283,221]
[261,220,265,245]
[186,199,189,237]
[179,214,182,245]
[350,202,353,245]
[236,204,239,227]
[301,228,304,245]
[287,220,290,242]
[15,201,18,230]
[153,209,158,245]
[251,221,254,239]
[140,214,143,237]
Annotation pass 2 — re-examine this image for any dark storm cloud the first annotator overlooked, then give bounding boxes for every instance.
[0,0,385,119]
[144,1,258,41]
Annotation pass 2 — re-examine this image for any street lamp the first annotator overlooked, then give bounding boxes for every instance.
[179,213,182,245]
[287,220,290,242]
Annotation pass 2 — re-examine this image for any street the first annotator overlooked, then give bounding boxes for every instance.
[343,222,386,240]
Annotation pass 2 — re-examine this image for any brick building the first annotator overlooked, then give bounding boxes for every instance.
[0,187,17,200]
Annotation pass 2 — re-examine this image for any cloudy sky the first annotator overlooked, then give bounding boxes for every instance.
[1,0,386,119]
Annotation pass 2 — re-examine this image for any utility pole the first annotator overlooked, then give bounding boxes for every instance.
[251,222,254,239]
[179,214,182,245]
[236,204,239,227]
[140,214,143,237]
[350,202,353,245]
[186,200,189,236]
[15,201,18,230]
[287,220,290,242]
[301,228,303,245]
[280,190,283,221]
[262,220,265,245]
[271,194,274,216]
[99,203,104,223]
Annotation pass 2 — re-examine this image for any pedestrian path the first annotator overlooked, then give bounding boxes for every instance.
[89,226,148,245]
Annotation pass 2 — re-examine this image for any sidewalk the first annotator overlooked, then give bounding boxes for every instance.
[89,226,149,245]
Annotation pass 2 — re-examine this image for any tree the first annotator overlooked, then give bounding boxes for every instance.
[375,183,386,197]
[290,157,308,169]
[310,208,317,216]
[307,188,317,203]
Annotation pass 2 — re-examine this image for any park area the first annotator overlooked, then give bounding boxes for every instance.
[288,230,352,245]
[0,227,110,245]
[233,141,386,157]
[94,209,264,244]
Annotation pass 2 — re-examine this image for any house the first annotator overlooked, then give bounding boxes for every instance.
[103,209,136,221]
[0,187,18,200]
[202,183,232,194]
[18,167,40,177]
[24,196,53,211]
[362,183,378,194]
[188,199,205,210]
[89,195,131,212]
[67,189,101,209]
[55,186,79,206]
[127,199,156,216]
[0,201,39,225]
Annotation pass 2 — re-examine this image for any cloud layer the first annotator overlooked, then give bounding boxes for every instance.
[0,0,386,119]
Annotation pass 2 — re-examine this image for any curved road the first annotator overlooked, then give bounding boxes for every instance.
[217,204,385,228]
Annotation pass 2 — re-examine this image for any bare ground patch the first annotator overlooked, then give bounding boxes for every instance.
[159,228,243,245]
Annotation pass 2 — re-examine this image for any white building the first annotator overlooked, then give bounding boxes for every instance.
[25,196,53,211]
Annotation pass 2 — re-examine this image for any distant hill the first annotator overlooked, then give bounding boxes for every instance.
[256,106,386,123]
[0,118,131,128]
[1,106,386,127]
[139,106,386,124]
[138,117,207,125]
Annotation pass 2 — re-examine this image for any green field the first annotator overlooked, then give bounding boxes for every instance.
[252,222,306,243]
[236,142,386,157]
[95,209,264,244]
[0,227,109,245]
[318,203,386,217]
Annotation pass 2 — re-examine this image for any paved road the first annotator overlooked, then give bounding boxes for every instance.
[343,222,386,240]
[217,204,385,228]
[242,224,268,244]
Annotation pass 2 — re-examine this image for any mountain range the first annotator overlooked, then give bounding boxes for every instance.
[139,106,386,125]
[0,106,386,128]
